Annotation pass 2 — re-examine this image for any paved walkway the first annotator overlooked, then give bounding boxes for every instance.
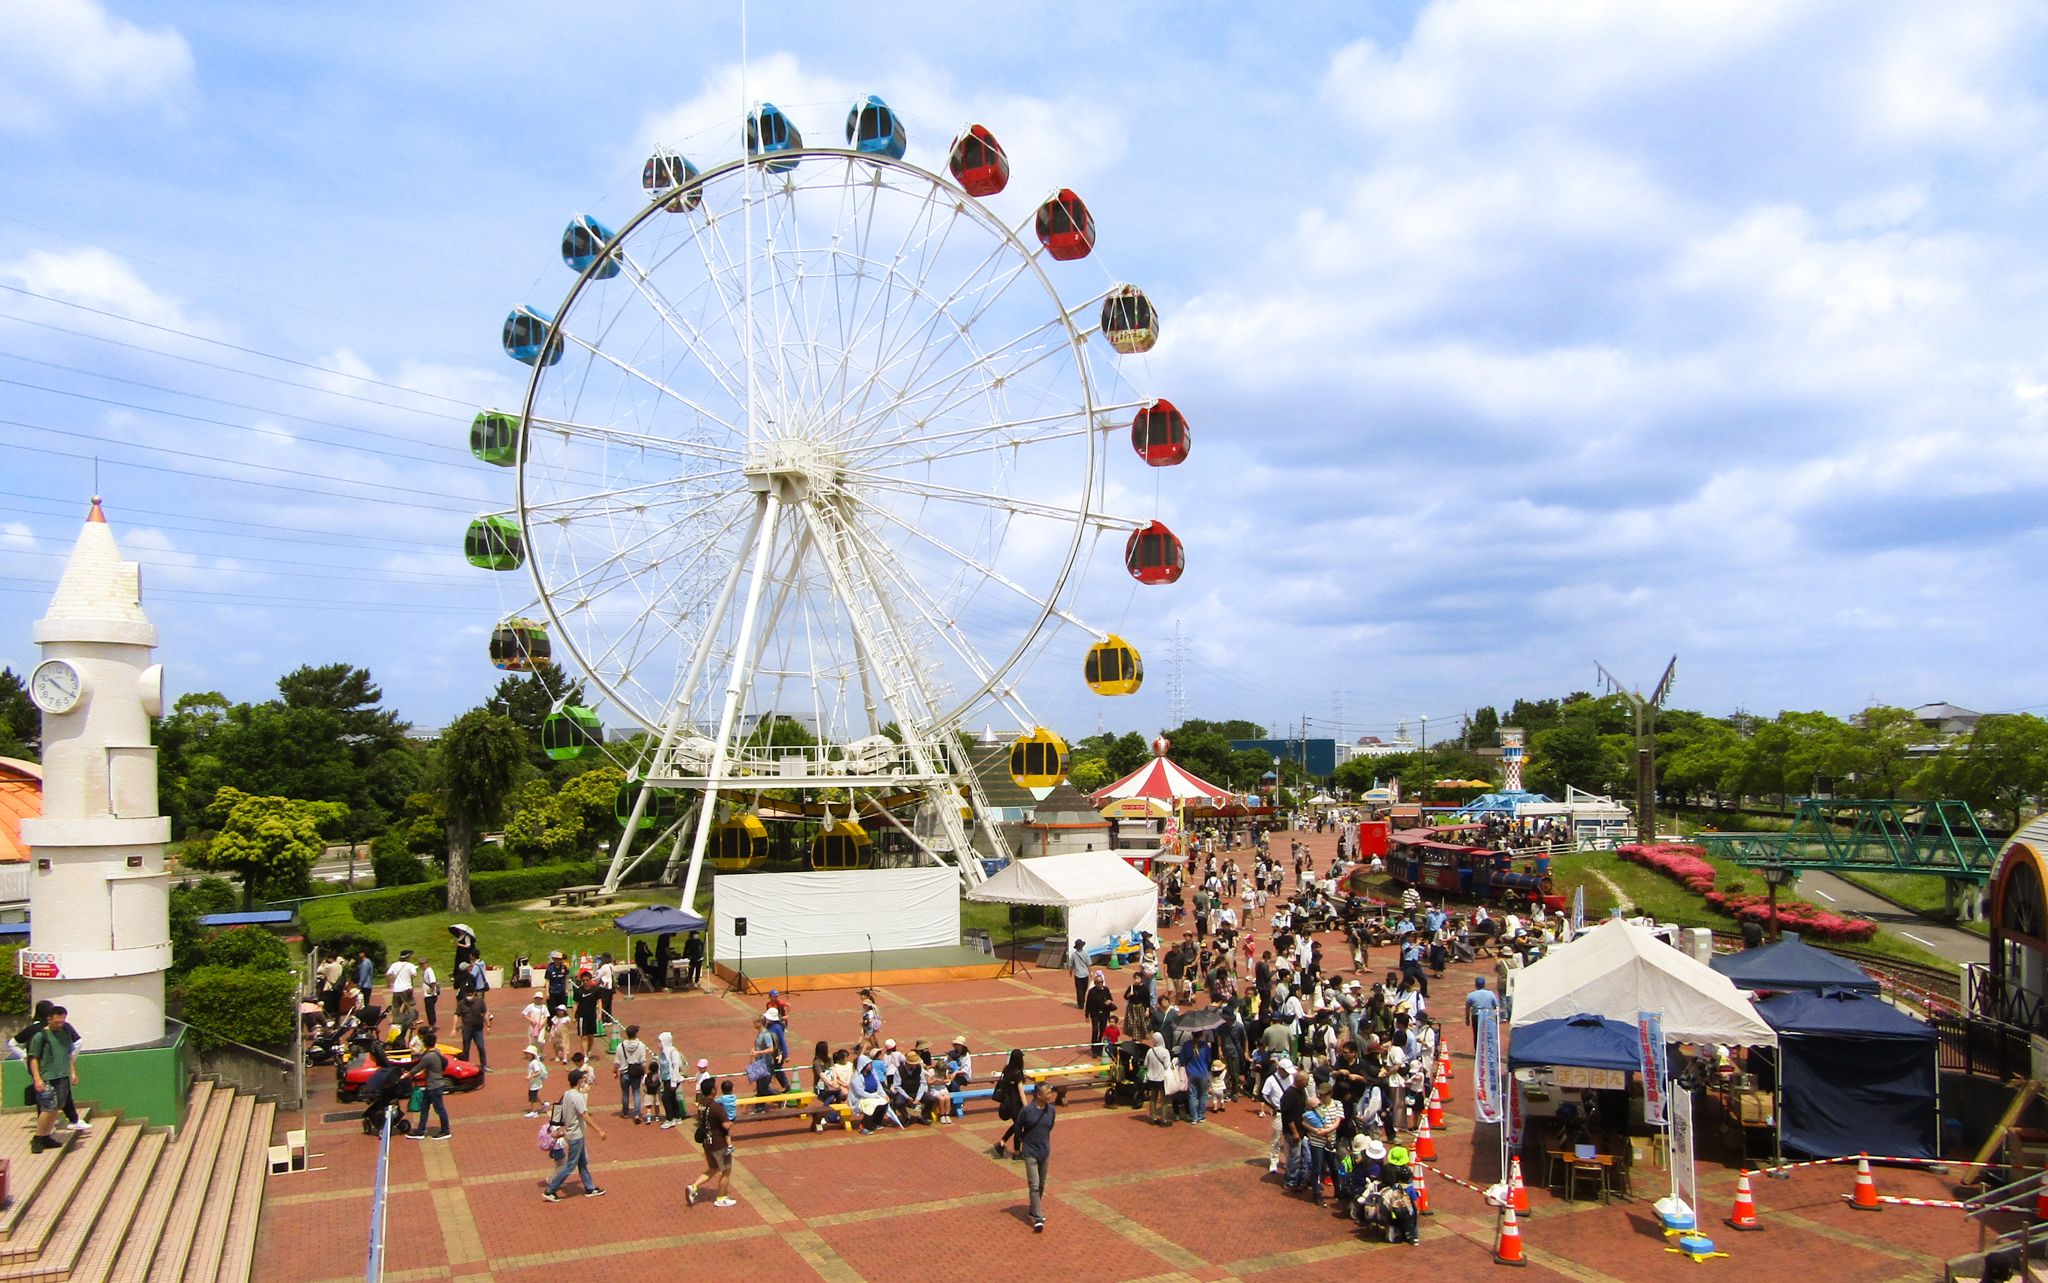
[256,826,1992,1282]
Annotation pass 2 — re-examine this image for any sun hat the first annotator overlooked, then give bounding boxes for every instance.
[883,1038,897,1050]
[1388,1145,1410,1166]
[1365,1137,1388,1161]
[952,1034,969,1046]
[524,1044,540,1057]
[696,1058,710,1069]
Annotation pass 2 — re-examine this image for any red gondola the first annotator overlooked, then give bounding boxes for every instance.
[1125,520,1184,585]
[1034,189,1095,261]
[1131,400,1190,467]
[948,124,1010,197]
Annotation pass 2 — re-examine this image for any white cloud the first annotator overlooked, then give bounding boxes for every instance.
[0,0,194,133]
[0,247,191,327]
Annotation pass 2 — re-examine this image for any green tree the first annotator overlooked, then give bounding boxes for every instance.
[191,787,346,908]
[501,778,584,863]
[438,710,531,912]
[1105,731,1152,779]
[1840,705,1921,797]
[1919,713,2048,829]
[488,672,589,773]
[556,764,627,858]
[1465,705,1500,751]
[0,667,35,759]
[1528,721,1609,797]
[1067,755,1111,794]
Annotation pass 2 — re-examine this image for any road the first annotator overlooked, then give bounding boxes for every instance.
[1796,868,1985,968]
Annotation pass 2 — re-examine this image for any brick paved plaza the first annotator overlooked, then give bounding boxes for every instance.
[256,827,1990,1283]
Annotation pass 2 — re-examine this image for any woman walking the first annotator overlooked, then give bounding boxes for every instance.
[989,1049,1027,1159]
[685,1079,737,1209]
[1144,1032,1175,1127]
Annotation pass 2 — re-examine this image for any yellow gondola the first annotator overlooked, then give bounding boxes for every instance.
[1009,727,1069,789]
[709,813,769,870]
[809,819,873,870]
[1084,634,1144,696]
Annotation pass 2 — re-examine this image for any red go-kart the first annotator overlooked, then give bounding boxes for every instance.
[335,1044,484,1102]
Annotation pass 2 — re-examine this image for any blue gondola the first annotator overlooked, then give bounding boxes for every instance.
[845,95,906,159]
[642,149,702,213]
[560,215,621,280]
[746,103,803,173]
[501,306,562,367]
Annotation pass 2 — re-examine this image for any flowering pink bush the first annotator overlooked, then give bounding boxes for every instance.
[1616,843,1878,943]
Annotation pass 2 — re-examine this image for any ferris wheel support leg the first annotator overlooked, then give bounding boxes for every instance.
[678,490,785,915]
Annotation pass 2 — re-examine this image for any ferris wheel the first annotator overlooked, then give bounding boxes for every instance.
[463,96,1191,905]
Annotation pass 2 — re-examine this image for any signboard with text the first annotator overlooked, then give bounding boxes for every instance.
[16,951,59,980]
[1474,1010,1503,1124]
[1637,1010,1668,1126]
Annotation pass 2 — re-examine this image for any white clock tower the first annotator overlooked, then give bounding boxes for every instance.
[18,497,170,1049]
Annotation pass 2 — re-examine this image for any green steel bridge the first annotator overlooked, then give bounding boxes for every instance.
[1694,798,1998,882]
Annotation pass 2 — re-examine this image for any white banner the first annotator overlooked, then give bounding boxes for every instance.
[712,868,959,962]
[1671,1085,1697,1212]
[1473,1010,1503,1125]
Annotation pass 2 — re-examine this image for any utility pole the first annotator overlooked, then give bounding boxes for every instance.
[1595,656,1678,844]
[1419,714,1429,807]
[1299,712,1311,784]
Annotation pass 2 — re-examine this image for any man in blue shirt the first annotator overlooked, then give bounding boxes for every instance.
[1464,976,1499,1036]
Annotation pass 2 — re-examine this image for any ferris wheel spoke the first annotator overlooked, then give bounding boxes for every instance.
[614,252,749,405]
[828,290,1062,453]
[830,184,966,424]
[530,415,742,464]
[844,468,1142,529]
[516,472,741,521]
[553,493,752,613]
[831,252,1025,444]
[842,399,1141,471]
[842,490,1095,633]
[558,328,744,438]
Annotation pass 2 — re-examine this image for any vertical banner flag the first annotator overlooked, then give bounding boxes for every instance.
[1637,1010,1669,1126]
[1671,1082,1698,1213]
[1508,1075,1525,1149]
[1474,1010,1503,1124]
[1570,883,1585,937]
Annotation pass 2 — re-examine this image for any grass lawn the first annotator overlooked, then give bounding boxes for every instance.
[304,893,670,970]
[1831,871,1965,918]
[1546,852,1955,971]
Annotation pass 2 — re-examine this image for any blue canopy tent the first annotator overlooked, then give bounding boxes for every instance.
[1507,1014,1640,1073]
[613,906,707,994]
[1754,988,1938,1161]
[613,906,706,936]
[1710,933,1880,994]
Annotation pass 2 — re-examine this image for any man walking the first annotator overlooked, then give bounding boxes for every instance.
[542,1067,607,1200]
[408,1029,451,1139]
[26,1007,77,1154]
[1067,938,1090,1009]
[1464,976,1499,1038]
[1016,1083,1062,1232]
[457,987,491,1072]
[386,949,418,1019]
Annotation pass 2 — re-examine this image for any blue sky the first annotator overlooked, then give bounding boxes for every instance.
[4,0,2047,745]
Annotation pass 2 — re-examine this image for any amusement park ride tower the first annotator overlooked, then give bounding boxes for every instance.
[1499,727,1525,792]
[13,499,181,1124]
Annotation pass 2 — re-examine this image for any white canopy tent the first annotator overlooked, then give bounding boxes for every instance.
[967,852,1159,952]
[1509,919,1778,1047]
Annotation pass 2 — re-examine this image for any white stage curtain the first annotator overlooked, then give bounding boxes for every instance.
[711,868,960,963]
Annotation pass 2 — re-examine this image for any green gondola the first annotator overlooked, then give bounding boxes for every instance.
[541,706,603,761]
[464,516,524,570]
[614,783,682,828]
[470,410,523,467]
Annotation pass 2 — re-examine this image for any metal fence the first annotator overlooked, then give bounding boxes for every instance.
[1935,1013,2034,1081]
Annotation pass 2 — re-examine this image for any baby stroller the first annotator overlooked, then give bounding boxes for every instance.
[358,1061,418,1136]
[1105,1043,1147,1109]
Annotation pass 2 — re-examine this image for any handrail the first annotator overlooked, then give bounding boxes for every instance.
[165,1016,294,1070]
[1966,1169,2047,1219]
[365,1102,393,1283]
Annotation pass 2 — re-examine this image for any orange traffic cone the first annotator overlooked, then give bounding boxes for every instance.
[1414,1165,1433,1216]
[1844,1153,1882,1213]
[1725,1170,1762,1231]
[1493,1206,1528,1267]
[1436,1052,1456,1104]
[1508,1154,1530,1214]
[1427,1085,1445,1129]
[1415,1117,1437,1162]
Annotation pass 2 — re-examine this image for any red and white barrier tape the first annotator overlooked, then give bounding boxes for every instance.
[1876,1195,1968,1209]
[1422,1163,1502,1202]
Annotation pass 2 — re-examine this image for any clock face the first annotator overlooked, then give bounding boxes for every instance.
[29,659,82,715]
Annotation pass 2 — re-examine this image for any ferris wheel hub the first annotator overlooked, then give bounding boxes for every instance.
[742,438,842,504]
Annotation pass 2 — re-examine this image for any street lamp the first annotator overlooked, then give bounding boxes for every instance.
[1758,862,1795,942]
[1419,715,1429,808]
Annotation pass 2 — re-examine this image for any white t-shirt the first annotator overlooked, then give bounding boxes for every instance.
[386,960,418,993]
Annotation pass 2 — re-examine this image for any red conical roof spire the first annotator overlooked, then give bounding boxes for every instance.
[86,495,105,524]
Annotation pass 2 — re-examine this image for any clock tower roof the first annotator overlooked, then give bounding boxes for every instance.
[35,496,154,642]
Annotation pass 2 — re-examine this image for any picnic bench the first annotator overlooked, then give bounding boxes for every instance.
[549,884,615,908]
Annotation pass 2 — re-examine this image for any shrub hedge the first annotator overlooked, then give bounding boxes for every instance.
[202,924,293,971]
[178,964,298,1049]
[298,861,602,959]
[0,946,27,1016]
[368,831,430,887]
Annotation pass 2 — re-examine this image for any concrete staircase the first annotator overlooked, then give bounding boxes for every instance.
[0,1079,272,1283]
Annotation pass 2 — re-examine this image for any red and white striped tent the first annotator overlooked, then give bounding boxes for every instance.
[1090,737,1232,806]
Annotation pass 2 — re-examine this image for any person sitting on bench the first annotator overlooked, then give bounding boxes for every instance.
[849,1053,896,1134]
[943,1035,973,1120]
[810,1047,853,1133]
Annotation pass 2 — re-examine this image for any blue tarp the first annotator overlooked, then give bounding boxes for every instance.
[612,905,707,937]
[0,922,26,938]
[1710,934,1879,994]
[1506,1014,1641,1073]
[1757,988,1937,1160]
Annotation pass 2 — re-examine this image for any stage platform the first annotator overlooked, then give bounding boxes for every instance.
[713,943,1005,993]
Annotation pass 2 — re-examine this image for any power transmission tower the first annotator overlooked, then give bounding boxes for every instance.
[1167,619,1188,727]
[1333,688,1347,739]
[1595,656,1678,843]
